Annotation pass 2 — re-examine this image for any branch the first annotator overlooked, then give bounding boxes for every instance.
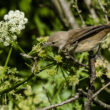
[50,0,78,28]
[40,93,80,110]
[59,0,78,28]
[0,74,34,95]
[94,97,110,109]
[97,0,109,23]
[78,89,110,109]
[49,0,68,29]
[73,0,86,27]
[84,51,96,110]
[0,63,54,95]
[69,54,89,69]
[84,0,98,22]
[92,82,110,98]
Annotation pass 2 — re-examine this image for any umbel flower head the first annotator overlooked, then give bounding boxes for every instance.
[0,10,28,46]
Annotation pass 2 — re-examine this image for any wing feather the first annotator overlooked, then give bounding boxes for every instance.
[67,25,110,45]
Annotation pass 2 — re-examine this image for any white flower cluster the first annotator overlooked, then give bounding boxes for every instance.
[0,10,28,46]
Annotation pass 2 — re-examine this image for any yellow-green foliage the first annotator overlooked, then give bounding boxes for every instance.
[0,0,110,110]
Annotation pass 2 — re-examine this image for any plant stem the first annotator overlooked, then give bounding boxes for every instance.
[2,46,13,76]
[84,51,96,110]
[17,44,25,53]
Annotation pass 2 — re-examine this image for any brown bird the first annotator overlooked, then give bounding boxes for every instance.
[44,24,110,53]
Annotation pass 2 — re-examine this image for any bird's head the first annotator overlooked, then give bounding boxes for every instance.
[43,31,68,50]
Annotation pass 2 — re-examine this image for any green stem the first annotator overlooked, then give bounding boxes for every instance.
[12,42,25,53]
[79,76,89,82]
[17,44,25,53]
[2,46,13,75]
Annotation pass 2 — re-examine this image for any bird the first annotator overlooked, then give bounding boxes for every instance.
[44,24,110,53]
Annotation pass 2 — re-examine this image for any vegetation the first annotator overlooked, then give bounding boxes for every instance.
[0,0,110,110]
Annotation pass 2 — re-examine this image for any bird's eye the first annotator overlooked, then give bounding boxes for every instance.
[52,41,55,44]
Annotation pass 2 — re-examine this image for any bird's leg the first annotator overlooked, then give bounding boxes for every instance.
[68,41,78,52]
[63,41,78,57]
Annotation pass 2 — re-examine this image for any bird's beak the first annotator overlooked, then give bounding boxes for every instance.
[42,42,50,48]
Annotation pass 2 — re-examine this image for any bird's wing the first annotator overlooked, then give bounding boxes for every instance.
[67,24,110,45]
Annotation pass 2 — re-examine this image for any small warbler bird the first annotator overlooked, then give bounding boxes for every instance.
[44,24,110,53]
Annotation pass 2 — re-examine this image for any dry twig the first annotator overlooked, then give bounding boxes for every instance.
[40,93,80,110]
[84,0,98,22]
[84,51,96,110]
[59,0,78,28]
[79,89,110,109]
[94,97,110,109]
[68,54,89,69]
[92,82,110,98]
[97,0,109,23]
[73,0,86,27]
[50,0,78,28]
